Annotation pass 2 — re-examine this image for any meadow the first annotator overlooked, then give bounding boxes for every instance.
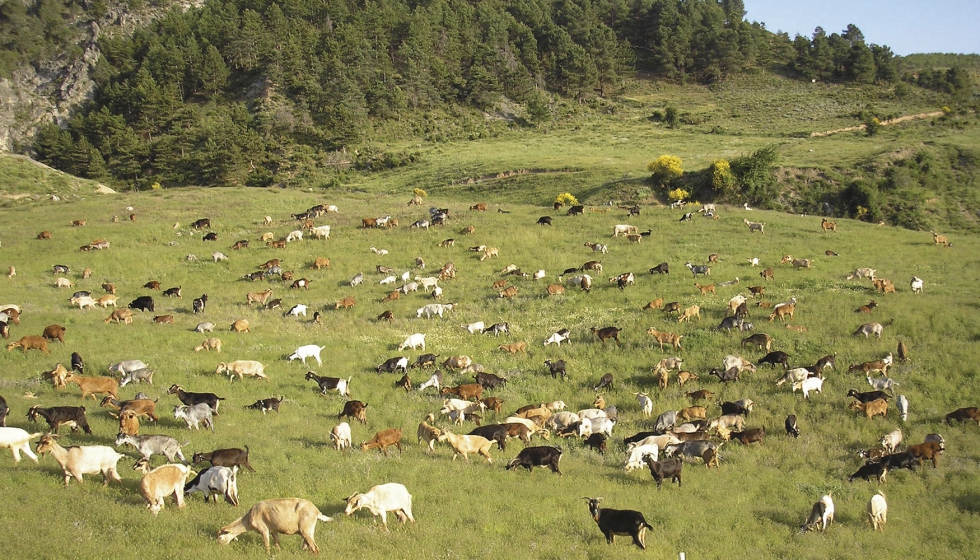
[0,184,976,559]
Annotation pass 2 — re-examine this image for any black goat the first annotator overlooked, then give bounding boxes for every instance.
[26,405,91,434]
[594,373,614,391]
[585,497,653,549]
[544,360,568,381]
[785,414,800,438]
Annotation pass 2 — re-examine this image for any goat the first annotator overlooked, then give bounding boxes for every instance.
[305,372,351,397]
[645,456,683,490]
[35,434,124,486]
[117,434,188,464]
[218,498,333,552]
[800,494,834,533]
[244,396,284,414]
[216,361,268,382]
[132,458,193,515]
[167,384,224,414]
[338,401,368,424]
[945,407,980,425]
[507,446,563,476]
[0,427,41,463]
[848,398,889,419]
[361,428,403,456]
[193,447,255,472]
[330,423,352,450]
[27,405,92,434]
[344,483,415,530]
[868,493,887,531]
[584,497,653,549]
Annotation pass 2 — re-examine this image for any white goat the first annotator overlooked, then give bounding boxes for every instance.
[0,427,41,463]
[344,483,415,529]
[35,434,124,485]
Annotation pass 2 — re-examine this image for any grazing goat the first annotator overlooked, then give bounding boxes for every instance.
[585,497,653,549]
[133,458,193,515]
[361,428,403,456]
[218,498,333,553]
[800,494,834,533]
[437,431,494,463]
[507,446,563,476]
[338,401,368,424]
[330,423,352,450]
[344,483,415,530]
[193,447,255,472]
[645,457,683,490]
[868,493,887,531]
[945,407,980,425]
[849,398,889,419]
[184,465,239,505]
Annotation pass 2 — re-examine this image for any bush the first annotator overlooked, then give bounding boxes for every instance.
[668,187,689,202]
[710,159,735,195]
[554,192,579,206]
[647,155,684,186]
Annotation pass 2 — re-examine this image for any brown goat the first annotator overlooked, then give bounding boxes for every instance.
[6,335,50,353]
[65,374,119,401]
[360,428,403,456]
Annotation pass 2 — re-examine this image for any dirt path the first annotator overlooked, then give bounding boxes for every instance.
[810,111,944,137]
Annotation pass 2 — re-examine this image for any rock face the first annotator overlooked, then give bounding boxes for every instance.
[0,0,205,153]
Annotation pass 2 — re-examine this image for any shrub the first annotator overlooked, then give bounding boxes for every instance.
[647,155,684,186]
[554,192,579,206]
[710,159,735,195]
[668,188,689,202]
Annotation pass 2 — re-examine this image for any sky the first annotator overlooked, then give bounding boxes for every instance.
[744,0,980,56]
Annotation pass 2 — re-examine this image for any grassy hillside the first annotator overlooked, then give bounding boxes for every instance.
[0,187,977,558]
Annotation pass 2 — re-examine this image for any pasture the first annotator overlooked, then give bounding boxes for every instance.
[0,187,978,558]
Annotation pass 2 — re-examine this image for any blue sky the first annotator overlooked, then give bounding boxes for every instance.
[744,0,980,56]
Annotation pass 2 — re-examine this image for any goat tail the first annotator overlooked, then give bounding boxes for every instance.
[317,514,334,523]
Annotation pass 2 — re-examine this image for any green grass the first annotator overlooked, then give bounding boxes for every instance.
[0,187,978,557]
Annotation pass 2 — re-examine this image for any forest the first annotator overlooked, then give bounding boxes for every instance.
[6,0,968,187]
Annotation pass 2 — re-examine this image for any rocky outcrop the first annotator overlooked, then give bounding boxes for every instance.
[0,0,205,153]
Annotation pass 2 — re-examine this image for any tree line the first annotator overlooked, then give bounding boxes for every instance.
[13,0,969,188]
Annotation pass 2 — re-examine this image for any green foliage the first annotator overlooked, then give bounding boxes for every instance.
[730,145,779,207]
[864,116,881,136]
[664,105,680,128]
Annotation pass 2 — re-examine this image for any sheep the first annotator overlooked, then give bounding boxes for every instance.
[868,493,887,531]
[330,422,352,450]
[216,360,268,382]
[0,427,41,463]
[344,483,415,530]
[174,403,215,431]
[218,498,333,553]
[35,434,125,486]
[132,458,193,514]
[584,497,653,549]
